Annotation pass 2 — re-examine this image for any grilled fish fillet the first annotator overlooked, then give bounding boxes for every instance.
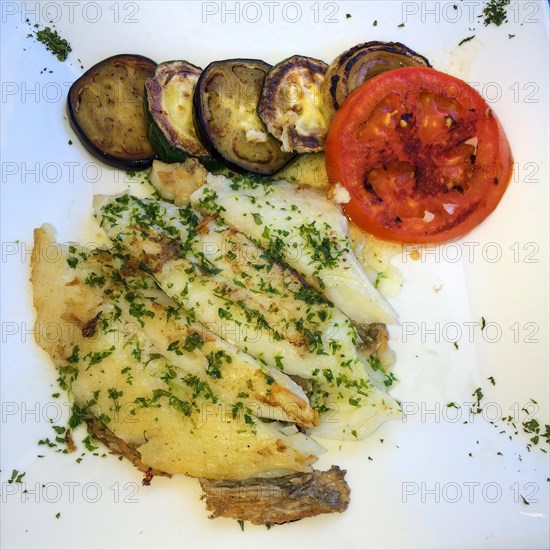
[94,195,400,439]
[55,230,318,428]
[31,225,322,479]
[94,195,359,378]
[87,413,350,525]
[191,175,397,325]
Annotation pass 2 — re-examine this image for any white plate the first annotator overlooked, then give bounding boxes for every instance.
[1,2,548,548]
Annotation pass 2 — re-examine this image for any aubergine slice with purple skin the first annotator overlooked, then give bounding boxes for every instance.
[193,59,296,176]
[258,55,329,154]
[67,54,157,170]
[321,41,431,122]
[144,60,213,164]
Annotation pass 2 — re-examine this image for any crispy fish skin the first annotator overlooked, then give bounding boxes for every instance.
[199,465,350,525]
[90,412,350,524]
[85,416,169,478]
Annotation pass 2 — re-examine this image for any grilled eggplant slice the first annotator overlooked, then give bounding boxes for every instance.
[67,54,157,170]
[321,41,431,121]
[145,60,210,162]
[193,59,295,175]
[258,55,329,153]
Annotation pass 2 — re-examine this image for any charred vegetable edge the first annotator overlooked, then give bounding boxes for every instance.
[193,58,296,175]
[67,53,157,171]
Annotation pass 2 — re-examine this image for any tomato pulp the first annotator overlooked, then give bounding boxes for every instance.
[325,67,513,243]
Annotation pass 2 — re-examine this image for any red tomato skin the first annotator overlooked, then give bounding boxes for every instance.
[326,67,514,243]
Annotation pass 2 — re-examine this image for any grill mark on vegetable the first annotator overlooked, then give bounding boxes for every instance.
[258,55,328,152]
[364,180,383,202]
[325,41,431,111]
[329,75,340,109]
[194,59,295,175]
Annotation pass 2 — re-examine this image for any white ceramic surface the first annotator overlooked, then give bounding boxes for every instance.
[1,2,548,548]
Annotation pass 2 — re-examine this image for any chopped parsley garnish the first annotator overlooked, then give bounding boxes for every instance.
[68,403,87,429]
[298,222,346,270]
[8,470,26,484]
[206,350,232,379]
[483,0,510,26]
[107,388,124,412]
[84,272,106,287]
[196,188,225,214]
[86,346,115,367]
[82,435,98,452]
[472,387,484,414]
[34,26,72,61]
[218,307,233,320]
[293,284,326,305]
[68,346,80,364]
[128,302,155,327]
[167,341,183,356]
[183,332,204,352]
[458,35,476,46]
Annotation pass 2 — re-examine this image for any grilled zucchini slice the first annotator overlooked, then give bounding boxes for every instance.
[321,41,431,122]
[145,60,210,163]
[193,59,295,175]
[67,54,157,170]
[258,55,329,153]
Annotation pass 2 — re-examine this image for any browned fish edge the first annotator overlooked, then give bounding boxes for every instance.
[85,416,170,484]
[199,465,350,525]
[86,415,350,524]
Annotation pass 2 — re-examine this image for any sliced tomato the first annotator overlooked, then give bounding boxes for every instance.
[325,67,513,243]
